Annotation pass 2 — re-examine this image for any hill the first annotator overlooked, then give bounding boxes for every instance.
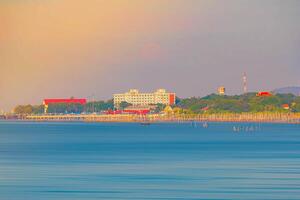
[176,93,300,113]
[273,87,300,96]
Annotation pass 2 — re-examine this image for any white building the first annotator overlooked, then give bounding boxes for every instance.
[113,89,176,108]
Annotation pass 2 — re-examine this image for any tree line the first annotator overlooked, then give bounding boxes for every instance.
[14,100,114,115]
[176,93,300,113]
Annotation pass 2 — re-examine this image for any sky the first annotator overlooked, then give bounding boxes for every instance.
[1,0,300,111]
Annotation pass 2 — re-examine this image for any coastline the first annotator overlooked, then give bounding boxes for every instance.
[7,113,300,124]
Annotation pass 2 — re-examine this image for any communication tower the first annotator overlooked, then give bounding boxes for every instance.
[243,72,247,94]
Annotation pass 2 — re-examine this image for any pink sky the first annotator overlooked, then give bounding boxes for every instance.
[1,0,300,111]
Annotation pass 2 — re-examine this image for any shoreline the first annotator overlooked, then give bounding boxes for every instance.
[2,113,299,124]
[2,120,300,125]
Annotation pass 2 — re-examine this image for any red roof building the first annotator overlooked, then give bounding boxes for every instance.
[123,105,151,115]
[104,106,151,115]
[105,110,123,115]
[43,98,87,113]
[123,109,150,115]
[282,104,290,110]
[201,106,209,112]
[256,92,272,97]
[43,99,87,105]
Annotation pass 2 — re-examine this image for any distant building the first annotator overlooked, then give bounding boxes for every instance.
[201,106,209,112]
[43,98,87,113]
[105,110,122,115]
[113,89,176,108]
[104,105,151,115]
[123,105,151,115]
[256,91,272,97]
[282,104,290,110]
[218,86,226,95]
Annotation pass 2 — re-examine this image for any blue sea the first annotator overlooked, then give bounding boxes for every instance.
[0,121,300,200]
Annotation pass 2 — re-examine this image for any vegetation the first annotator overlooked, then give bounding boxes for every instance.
[118,101,132,110]
[85,100,114,113]
[47,103,84,114]
[152,103,165,113]
[176,93,300,114]
[14,105,44,115]
[13,100,114,115]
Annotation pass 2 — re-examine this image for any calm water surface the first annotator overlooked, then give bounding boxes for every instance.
[0,121,300,200]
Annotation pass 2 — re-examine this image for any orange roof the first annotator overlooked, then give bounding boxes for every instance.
[282,104,290,109]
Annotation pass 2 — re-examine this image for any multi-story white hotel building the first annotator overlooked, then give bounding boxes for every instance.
[113,89,176,108]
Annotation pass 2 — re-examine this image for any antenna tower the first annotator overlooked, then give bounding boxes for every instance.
[243,72,247,94]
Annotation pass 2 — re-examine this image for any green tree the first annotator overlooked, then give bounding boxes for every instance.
[32,105,44,114]
[119,101,132,110]
[14,105,33,114]
[67,103,84,113]
[85,99,114,113]
[47,103,67,114]
[153,103,165,113]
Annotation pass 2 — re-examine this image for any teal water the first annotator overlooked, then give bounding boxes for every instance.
[0,121,300,200]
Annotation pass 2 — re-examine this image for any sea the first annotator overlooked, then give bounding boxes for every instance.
[0,121,300,200]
